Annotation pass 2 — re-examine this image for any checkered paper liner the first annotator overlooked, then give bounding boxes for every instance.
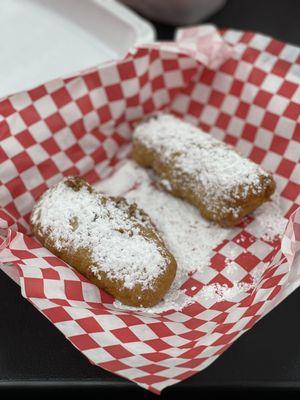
[0,25,300,393]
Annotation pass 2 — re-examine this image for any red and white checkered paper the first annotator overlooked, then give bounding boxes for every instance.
[0,25,300,394]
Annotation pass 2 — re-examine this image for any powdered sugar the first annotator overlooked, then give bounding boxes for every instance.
[98,160,286,313]
[31,177,169,290]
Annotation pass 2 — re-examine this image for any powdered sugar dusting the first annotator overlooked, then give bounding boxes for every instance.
[98,160,286,313]
[31,178,169,290]
[133,114,271,217]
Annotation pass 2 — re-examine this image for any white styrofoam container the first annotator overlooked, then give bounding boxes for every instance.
[0,0,155,98]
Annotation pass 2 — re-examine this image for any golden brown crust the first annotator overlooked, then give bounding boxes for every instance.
[30,177,177,308]
[132,137,276,228]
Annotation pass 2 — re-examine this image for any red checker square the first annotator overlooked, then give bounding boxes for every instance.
[70,119,85,139]
[249,146,266,164]
[235,252,260,271]
[0,146,8,163]
[45,112,66,133]
[0,99,15,117]
[51,87,72,108]
[100,360,129,371]
[270,135,289,154]
[149,323,174,338]
[11,151,34,173]
[76,317,103,333]
[210,253,227,272]
[224,134,237,146]
[151,75,164,91]
[267,285,282,300]
[118,314,145,327]
[43,306,72,323]
[213,322,235,334]
[5,176,26,198]
[208,90,225,108]
[63,166,79,176]
[126,94,139,107]
[262,274,284,288]
[5,202,21,221]
[180,345,205,359]
[240,32,254,43]
[180,330,205,341]
[179,358,205,369]
[143,98,155,114]
[253,90,272,108]
[243,47,260,63]
[236,102,250,119]
[200,70,215,85]
[233,231,256,248]
[76,95,93,115]
[0,210,15,227]
[272,59,292,77]
[145,338,171,352]
[242,301,264,317]
[28,86,47,101]
[183,302,205,317]
[211,312,227,324]
[83,71,101,90]
[135,374,167,385]
[23,277,45,298]
[278,80,298,98]
[105,84,123,101]
[215,112,230,129]
[117,62,136,80]
[41,268,60,280]
[11,249,36,259]
[41,137,60,155]
[64,280,84,301]
[16,130,36,148]
[174,370,199,382]
[230,80,244,96]
[281,181,299,201]
[183,318,206,330]
[0,120,11,140]
[162,59,179,71]
[266,39,285,55]
[70,334,99,351]
[220,58,238,74]
[248,67,266,86]
[105,344,133,359]
[38,159,59,179]
[243,315,260,330]
[261,111,279,131]
[212,300,235,312]
[20,105,40,126]
[142,352,170,362]
[187,100,203,117]
[294,125,300,141]
[139,71,148,87]
[276,158,295,178]
[212,331,239,346]
[31,183,48,200]
[139,364,167,374]
[66,143,85,163]
[97,104,112,123]
[111,327,139,343]
[24,234,44,250]
[209,274,232,286]
[284,101,300,120]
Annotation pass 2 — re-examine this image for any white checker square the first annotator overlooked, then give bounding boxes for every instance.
[130,325,158,341]
[83,348,114,363]
[103,138,118,158]
[279,44,300,63]
[261,74,283,93]
[27,144,49,164]
[227,116,245,136]
[267,95,290,115]
[248,240,274,259]
[100,65,122,86]
[1,137,24,158]
[66,77,88,100]
[109,99,126,119]
[153,88,169,108]
[149,58,163,79]
[10,92,32,110]
[286,64,300,84]
[261,151,282,172]
[276,117,297,140]
[34,95,57,118]
[240,82,259,102]
[7,113,27,134]
[79,133,101,155]
[246,105,265,126]
[0,159,18,183]
[90,87,108,108]
[220,241,245,259]
[94,315,125,331]
[123,342,154,355]
[212,72,233,93]
[284,140,300,162]
[254,128,273,150]
[255,52,278,72]
[45,79,64,93]
[291,164,300,184]
[234,60,252,81]
[21,167,44,190]
[83,110,100,132]
[164,70,184,89]
[118,368,148,380]
[191,82,211,103]
[192,267,219,285]
[56,320,85,337]
[54,128,76,150]
[60,102,82,125]
[200,105,219,125]
[121,77,139,98]
[52,152,73,170]
[236,138,254,158]
[29,120,52,142]
[90,331,121,347]
[249,34,271,51]
[14,192,34,215]
[221,95,240,114]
